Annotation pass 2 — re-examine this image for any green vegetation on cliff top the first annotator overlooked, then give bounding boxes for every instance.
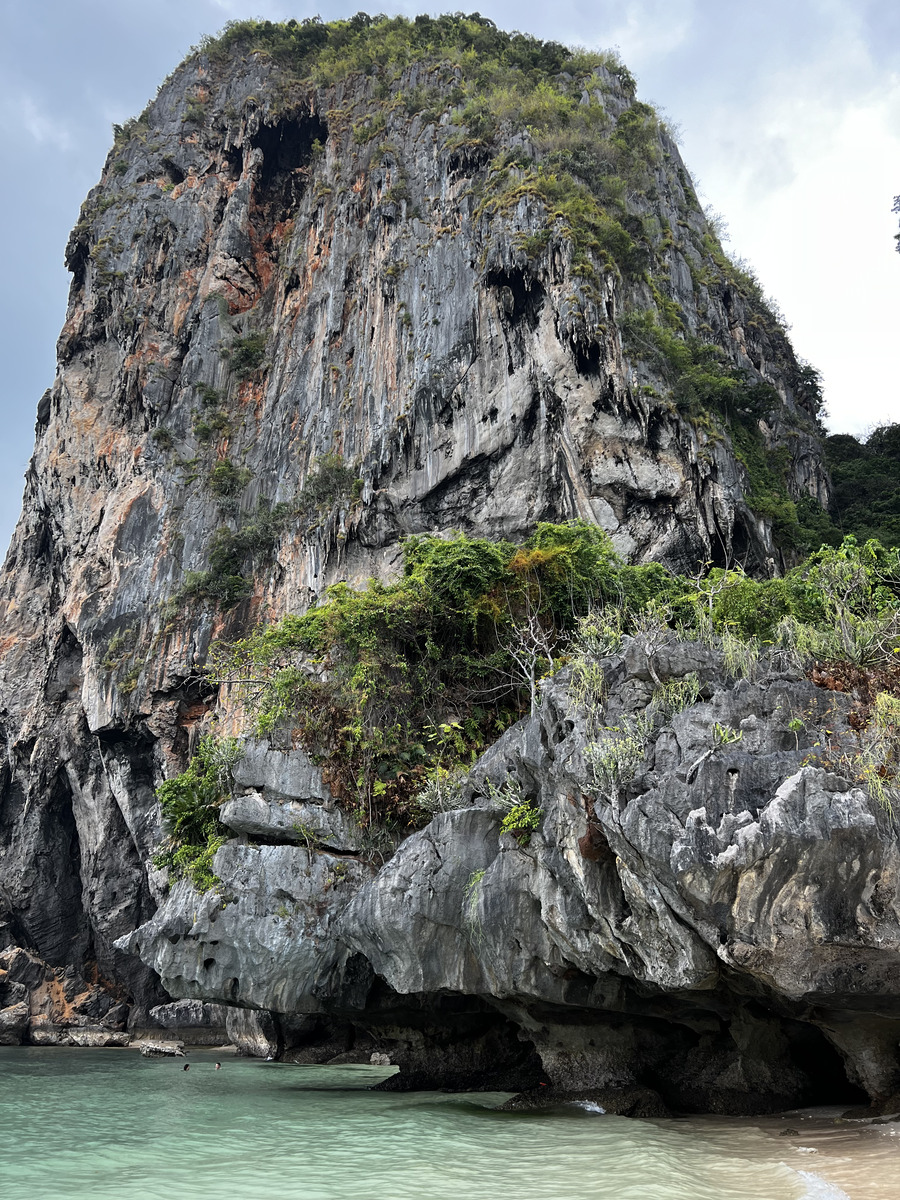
[157,520,900,891]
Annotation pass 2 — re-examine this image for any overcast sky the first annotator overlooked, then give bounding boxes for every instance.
[2,0,898,551]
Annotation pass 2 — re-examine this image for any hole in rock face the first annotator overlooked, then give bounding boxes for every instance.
[203,957,216,971]
[67,240,89,290]
[250,113,328,207]
[650,1011,871,1114]
[786,1021,869,1106]
[162,158,185,186]
[245,113,328,276]
[222,146,243,181]
[708,512,751,572]
[485,267,544,329]
[571,337,602,376]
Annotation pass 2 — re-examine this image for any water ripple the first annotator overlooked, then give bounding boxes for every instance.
[0,1049,891,1199]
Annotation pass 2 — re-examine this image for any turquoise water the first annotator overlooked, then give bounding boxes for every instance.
[0,1048,862,1199]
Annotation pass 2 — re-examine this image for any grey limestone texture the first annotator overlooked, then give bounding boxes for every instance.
[121,640,900,1113]
[0,35,870,1111]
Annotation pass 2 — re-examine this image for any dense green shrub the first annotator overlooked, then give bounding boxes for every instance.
[229,332,268,379]
[152,736,243,891]
[211,521,691,822]
[209,524,900,826]
[499,799,542,846]
[208,458,252,498]
[295,452,361,526]
[178,497,294,605]
[826,424,900,549]
[150,426,174,451]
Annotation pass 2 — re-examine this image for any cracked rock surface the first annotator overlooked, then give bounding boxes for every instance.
[124,642,900,1111]
[0,33,859,1108]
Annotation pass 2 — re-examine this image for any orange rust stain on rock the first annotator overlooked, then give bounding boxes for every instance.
[237,378,266,421]
[93,425,128,460]
[173,273,198,338]
[226,288,258,315]
[177,701,212,728]
[254,250,274,292]
[124,342,161,374]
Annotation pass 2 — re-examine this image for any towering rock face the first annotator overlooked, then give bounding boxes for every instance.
[121,650,900,1111]
[0,17,844,1097]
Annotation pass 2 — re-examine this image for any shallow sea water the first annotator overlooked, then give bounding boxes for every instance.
[0,1047,896,1200]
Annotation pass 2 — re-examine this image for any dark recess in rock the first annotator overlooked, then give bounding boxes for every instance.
[486,267,545,329]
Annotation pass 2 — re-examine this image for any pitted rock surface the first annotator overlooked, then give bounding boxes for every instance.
[120,640,900,1109]
[0,29,870,1109]
[220,791,360,852]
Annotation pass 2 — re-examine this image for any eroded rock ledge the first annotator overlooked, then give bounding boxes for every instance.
[119,640,900,1114]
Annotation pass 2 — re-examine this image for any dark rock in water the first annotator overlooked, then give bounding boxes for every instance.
[367,1006,543,1094]
[146,999,229,1046]
[498,1085,670,1119]
[149,999,229,1029]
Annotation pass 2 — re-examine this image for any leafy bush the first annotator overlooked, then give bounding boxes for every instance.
[229,332,268,379]
[177,497,293,605]
[208,458,252,498]
[151,426,174,451]
[585,714,653,796]
[211,522,630,823]
[826,424,900,549]
[295,452,360,526]
[414,765,468,815]
[499,798,542,846]
[152,736,243,891]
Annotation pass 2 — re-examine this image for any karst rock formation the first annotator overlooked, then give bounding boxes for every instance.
[6,17,895,1115]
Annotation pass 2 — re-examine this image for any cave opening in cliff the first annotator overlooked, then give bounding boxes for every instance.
[571,335,602,376]
[161,158,185,186]
[27,769,89,967]
[251,112,328,201]
[708,513,751,572]
[247,113,328,266]
[485,267,545,330]
[785,1020,869,1106]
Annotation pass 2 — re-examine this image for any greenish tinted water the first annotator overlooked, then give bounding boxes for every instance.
[0,1048,861,1199]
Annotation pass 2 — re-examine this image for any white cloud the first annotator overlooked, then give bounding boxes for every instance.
[7,92,75,151]
[600,0,696,66]
[671,7,900,436]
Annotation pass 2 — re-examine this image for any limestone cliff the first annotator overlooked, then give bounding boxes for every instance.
[122,643,900,1111]
[0,16,860,1108]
